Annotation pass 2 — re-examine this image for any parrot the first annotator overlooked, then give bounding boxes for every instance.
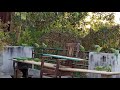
[42,43,47,48]
[104,65,112,72]
[80,45,85,52]
[94,45,102,53]
[110,48,119,64]
[110,48,119,56]
[22,43,28,46]
[34,43,40,48]
[95,66,104,71]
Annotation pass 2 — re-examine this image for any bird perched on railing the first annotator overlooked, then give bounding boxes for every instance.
[110,48,119,56]
[22,43,28,46]
[110,48,119,64]
[94,45,102,53]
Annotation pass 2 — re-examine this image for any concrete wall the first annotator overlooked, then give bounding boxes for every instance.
[88,52,120,78]
[0,46,33,75]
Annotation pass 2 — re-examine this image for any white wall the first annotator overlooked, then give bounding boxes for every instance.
[0,46,33,75]
[88,52,120,78]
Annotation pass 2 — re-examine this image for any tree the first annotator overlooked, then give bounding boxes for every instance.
[7,12,119,51]
[9,12,88,46]
[81,12,120,51]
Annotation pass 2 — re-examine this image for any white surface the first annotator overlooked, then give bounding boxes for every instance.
[0,46,33,75]
[88,52,120,78]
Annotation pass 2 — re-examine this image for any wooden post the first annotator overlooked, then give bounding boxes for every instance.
[40,56,45,78]
[101,74,112,78]
[13,61,16,78]
[13,61,19,78]
[54,59,60,78]
[15,62,19,78]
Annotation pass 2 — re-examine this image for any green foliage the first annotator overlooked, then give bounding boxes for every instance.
[4,12,120,53]
[0,21,9,50]
[82,25,120,51]
[10,12,89,46]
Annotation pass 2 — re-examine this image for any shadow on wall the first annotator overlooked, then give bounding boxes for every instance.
[0,46,33,75]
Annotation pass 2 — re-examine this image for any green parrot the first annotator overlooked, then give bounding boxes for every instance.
[80,45,85,52]
[34,43,40,48]
[95,66,105,71]
[94,45,102,53]
[42,43,47,48]
[110,48,119,55]
[110,48,119,64]
[22,43,28,46]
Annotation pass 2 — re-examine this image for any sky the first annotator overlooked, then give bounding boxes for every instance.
[114,12,120,24]
[86,12,120,25]
[83,12,120,29]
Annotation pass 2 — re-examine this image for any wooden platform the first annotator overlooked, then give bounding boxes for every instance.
[13,59,120,78]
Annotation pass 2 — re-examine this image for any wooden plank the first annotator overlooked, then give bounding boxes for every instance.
[101,74,112,78]
[13,59,55,68]
[59,68,120,75]
[12,59,120,76]
[42,54,86,61]
[42,68,55,74]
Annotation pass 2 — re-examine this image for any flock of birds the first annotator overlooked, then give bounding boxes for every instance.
[94,45,119,55]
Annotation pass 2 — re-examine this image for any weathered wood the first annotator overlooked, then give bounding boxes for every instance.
[101,74,112,78]
[42,68,55,75]
[59,68,120,75]
[42,54,86,61]
[40,57,45,78]
[40,56,60,78]
[13,59,120,77]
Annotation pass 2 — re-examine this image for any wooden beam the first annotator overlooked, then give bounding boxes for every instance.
[13,59,120,76]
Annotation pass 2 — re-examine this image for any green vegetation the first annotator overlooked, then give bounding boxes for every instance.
[0,12,120,52]
[0,12,119,78]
